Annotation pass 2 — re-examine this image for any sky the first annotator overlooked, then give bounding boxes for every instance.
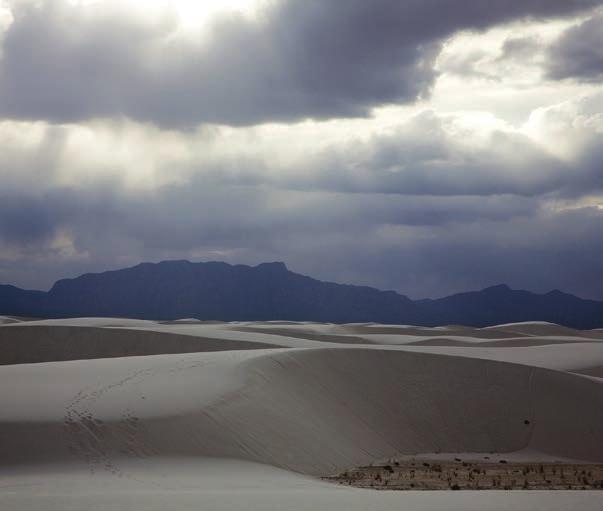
[1,0,603,299]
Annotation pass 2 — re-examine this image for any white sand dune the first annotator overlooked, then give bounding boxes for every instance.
[103,320,603,374]
[8,317,160,328]
[0,316,23,325]
[394,342,603,374]
[482,321,603,338]
[405,337,598,347]
[1,319,602,510]
[2,347,601,471]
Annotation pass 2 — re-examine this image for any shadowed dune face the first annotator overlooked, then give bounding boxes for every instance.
[233,326,374,344]
[221,349,603,472]
[575,366,603,378]
[0,326,279,365]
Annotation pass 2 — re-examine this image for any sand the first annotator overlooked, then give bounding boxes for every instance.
[0,319,602,510]
[2,459,601,511]
[0,325,279,365]
[0,316,23,325]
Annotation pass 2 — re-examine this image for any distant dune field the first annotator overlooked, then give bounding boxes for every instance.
[1,318,602,510]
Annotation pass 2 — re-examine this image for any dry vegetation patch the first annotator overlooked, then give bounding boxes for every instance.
[324,459,603,490]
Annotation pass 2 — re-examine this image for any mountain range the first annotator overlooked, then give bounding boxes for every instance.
[1,260,602,329]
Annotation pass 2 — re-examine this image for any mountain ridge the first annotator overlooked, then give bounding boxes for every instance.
[1,260,602,329]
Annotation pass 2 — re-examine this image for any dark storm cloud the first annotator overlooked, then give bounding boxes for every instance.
[547,11,603,81]
[0,0,600,126]
[333,205,603,300]
[0,179,533,257]
[0,187,120,247]
[2,178,603,300]
[0,193,70,244]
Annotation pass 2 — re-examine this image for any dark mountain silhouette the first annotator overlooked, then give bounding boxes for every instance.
[0,285,46,318]
[418,284,603,329]
[1,260,602,328]
[0,261,423,324]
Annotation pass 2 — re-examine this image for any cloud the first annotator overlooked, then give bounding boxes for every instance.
[1,96,603,299]
[1,178,603,300]
[348,204,603,299]
[0,192,71,245]
[280,112,571,197]
[499,35,543,60]
[523,92,603,195]
[0,0,600,127]
[547,11,603,81]
[197,108,599,199]
[1,1,602,301]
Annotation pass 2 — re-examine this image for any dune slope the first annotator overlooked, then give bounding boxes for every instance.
[1,346,601,476]
[1,320,602,510]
